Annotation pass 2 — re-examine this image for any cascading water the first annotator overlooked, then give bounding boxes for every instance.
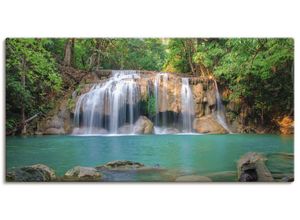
[73,70,231,135]
[153,73,172,134]
[154,74,160,126]
[181,78,195,133]
[73,70,140,134]
[214,80,231,133]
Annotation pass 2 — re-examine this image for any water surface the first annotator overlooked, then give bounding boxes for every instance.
[6,134,294,180]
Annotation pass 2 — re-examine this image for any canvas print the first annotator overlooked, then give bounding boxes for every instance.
[5,38,294,182]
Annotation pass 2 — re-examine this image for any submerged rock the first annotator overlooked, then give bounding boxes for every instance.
[175,175,212,182]
[193,115,227,134]
[133,116,154,134]
[97,160,145,170]
[6,164,56,182]
[281,176,294,182]
[237,152,274,182]
[64,166,101,181]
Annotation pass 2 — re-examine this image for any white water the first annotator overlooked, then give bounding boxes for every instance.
[181,78,195,132]
[214,80,231,133]
[73,70,140,134]
[73,71,230,135]
[153,73,169,128]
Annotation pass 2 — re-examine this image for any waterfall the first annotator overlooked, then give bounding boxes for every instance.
[214,80,231,133]
[73,70,230,135]
[161,73,168,128]
[181,78,194,133]
[73,70,140,134]
[154,74,160,126]
[153,73,169,128]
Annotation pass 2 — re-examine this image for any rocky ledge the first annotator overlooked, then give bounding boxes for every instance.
[237,152,274,182]
[7,164,56,182]
[96,160,145,170]
[64,166,101,181]
[6,154,293,182]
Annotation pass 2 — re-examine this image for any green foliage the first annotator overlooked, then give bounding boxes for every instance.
[6,38,62,130]
[164,39,195,73]
[165,38,294,126]
[5,38,294,133]
[102,39,166,71]
[59,38,167,71]
[140,94,156,117]
[147,95,156,116]
[67,98,75,111]
[207,38,293,125]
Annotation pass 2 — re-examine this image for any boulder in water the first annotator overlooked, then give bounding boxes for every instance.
[280,176,294,182]
[133,116,154,134]
[97,160,145,170]
[64,166,101,181]
[237,152,274,182]
[6,164,56,182]
[193,115,227,134]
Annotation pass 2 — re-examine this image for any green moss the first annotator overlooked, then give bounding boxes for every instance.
[139,94,156,117]
[67,98,75,111]
[147,95,156,116]
[76,84,84,94]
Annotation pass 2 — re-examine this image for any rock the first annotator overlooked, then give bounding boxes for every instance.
[276,116,294,135]
[193,115,227,134]
[6,164,56,182]
[237,152,274,182]
[98,160,145,170]
[64,166,101,181]
[37,94,72,135]
[175,175,212,182]
[133,116,154,134]
[44,127,65,135]
[281,176,294,182]
[206,89,216,108]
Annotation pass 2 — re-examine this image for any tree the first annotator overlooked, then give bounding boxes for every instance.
[63,38,75,66]
[6,38,62,133]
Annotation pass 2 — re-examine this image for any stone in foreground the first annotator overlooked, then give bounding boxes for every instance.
[237,152,274,182]
[98,160,145,170]
[64,166,101,181]
[6,164,56,182]
[175,175,212,182]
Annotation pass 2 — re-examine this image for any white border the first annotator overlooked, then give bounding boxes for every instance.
[0,0,299,219]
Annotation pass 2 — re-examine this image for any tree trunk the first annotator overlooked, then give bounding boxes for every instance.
[184,39,196,75]
[63,38,75,66]
[21,57,26,135]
